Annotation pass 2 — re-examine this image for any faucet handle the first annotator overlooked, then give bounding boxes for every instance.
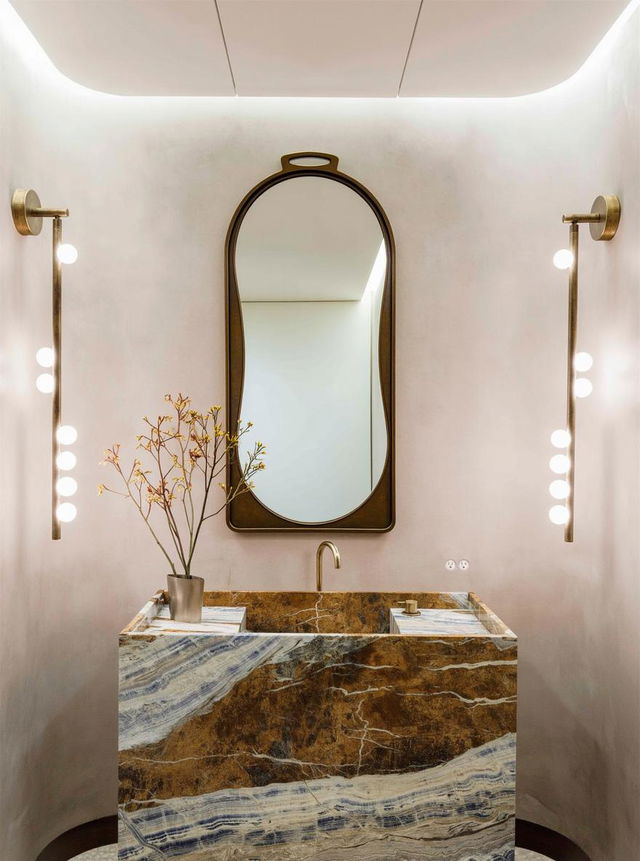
[394,599,420,616]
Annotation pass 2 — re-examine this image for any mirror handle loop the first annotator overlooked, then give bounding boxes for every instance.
[280,152,339,173]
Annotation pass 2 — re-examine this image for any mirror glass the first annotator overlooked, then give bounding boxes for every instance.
[235,176,388,523]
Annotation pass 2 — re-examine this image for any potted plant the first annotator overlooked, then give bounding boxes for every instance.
[99,393,265,622]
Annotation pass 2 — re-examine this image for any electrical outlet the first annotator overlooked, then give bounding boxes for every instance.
[445,559,456,571]
[458,559,470,571]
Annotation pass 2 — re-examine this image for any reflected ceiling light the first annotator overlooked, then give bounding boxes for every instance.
[551,194,620,542]
[362,242,387,300]
[12,188,77,539]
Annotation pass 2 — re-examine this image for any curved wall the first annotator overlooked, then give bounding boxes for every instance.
[0,3,638,858]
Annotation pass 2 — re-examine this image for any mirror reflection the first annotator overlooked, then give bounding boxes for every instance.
[236,176,388,523]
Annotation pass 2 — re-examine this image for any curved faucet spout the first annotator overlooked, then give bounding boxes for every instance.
[316,541,341,592]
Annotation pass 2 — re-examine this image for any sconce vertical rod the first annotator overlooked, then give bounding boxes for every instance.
[564,223,579,543]
[52,217,62,540]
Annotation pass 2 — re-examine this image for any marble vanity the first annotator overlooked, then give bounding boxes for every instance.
[119,591,517,860]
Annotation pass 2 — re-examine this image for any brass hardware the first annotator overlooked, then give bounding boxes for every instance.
[394,599,420,615]
[12,189,71,540]
[315,540,341,592]
[51,216,62,539]
[280,152,340,173]
[589,195,621,241]
[559,195,621,542]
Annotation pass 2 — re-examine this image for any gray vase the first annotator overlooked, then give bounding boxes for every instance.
[167,574,204,623]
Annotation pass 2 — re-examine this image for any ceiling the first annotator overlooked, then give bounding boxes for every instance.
[9,0,630,97]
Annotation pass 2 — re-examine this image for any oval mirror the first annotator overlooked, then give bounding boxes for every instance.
[226,154,394,531]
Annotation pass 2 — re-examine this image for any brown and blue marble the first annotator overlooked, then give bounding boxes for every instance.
[119,591,517,860]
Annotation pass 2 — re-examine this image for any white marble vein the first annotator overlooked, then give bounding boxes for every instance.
[118,733,516,860]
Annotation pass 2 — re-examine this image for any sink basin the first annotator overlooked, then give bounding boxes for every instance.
[119,590,516,860]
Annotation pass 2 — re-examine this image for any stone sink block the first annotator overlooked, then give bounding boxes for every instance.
[119,590,517,860]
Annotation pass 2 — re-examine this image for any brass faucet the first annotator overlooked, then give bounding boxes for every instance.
[316,541,341,592]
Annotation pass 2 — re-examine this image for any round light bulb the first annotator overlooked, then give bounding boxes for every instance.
[56,476,78,497]
[550,454,570,474]
[56,425,78,445]
[56,502,77,523]
[36,373,54,393]
[57,243,78,264]
[549,505,570,525]
[574,352,593,373]
[56,451,77,470]
[36,347,54,368]
[553,249,574,270]
[550,429,571,448]
[574,378,593,398]
[549,479,570,500]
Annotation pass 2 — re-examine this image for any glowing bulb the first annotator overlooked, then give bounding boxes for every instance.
[549,479,570,500]
[56,425,78,445]
[36,373,54,393]
[550,429,571,448]
[549,504,570,525]
[553,249,574,270]
[56,243,78,264]
[574,378,593,398]
[56,451,77,470]
[36,347,54,368]
[550,454,570,474]
[574,352,593,372]
[56,502,77,522]
[56,476,78,497]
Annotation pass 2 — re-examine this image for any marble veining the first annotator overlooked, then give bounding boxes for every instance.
[119,591,517,860]
[390,607,493,636]
[148,605,247,635]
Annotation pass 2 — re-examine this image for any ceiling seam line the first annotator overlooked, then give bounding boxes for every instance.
[214,0,238,95]
[397,0,424,97]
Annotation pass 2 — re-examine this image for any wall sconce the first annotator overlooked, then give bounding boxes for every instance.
[11,189,78,540]
[549,194,621,542]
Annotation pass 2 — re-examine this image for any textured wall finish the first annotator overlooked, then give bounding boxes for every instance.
[0,2,638,860]
[118,592,517,859]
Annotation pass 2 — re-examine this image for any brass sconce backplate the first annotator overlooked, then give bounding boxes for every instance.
[590,194,620,241]
[12,188,43,236]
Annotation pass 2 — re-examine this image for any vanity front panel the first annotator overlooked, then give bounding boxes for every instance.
[119,591,517,860]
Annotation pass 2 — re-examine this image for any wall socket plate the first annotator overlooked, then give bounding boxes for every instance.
[458,559,470,571]
[445,560,456,571]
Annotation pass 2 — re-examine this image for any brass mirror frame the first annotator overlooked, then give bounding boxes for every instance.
[226,153,395,532]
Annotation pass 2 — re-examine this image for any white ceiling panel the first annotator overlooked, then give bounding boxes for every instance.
[217,0,422,96]
[9,0,235,96]
[401,0,628,97]
[8,0,634,97]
